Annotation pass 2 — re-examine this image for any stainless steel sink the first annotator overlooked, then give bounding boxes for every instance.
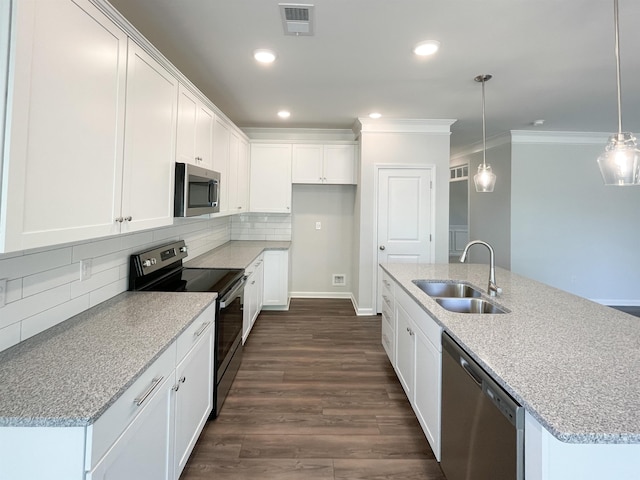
[413,280,483,298]
[435,297,507,314]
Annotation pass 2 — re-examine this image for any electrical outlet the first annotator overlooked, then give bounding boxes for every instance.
[315,221,321,230]
[80,259,92,281]
[0,278,7,308]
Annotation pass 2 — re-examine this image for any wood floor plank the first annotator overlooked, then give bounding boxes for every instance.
[180,298,444,480]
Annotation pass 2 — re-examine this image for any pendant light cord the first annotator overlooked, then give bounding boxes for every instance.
[481,77,487,166]
[615,0,623,135]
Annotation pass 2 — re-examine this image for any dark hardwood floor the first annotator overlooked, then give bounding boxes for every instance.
[180,298,445,480]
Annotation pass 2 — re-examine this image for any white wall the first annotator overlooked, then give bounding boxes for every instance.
[511,133,640,304]
[0,216,231,353]
[354,119,454,314]
[290,184,355,297]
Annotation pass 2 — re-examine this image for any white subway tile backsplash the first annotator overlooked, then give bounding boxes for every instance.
[0,247,72,280]
[22,263,78,298]
[0,216,232,353]
[0,323,21,352]
[6,279,22,304]
[20,295,90,340]
[231,213,292,241]
[89,278,128,308]
[0,284,71,330]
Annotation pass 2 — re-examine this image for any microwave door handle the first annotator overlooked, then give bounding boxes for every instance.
[208,181,214,204]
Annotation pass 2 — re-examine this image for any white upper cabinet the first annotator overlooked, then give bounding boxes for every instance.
[120,41,178,234]
[213,117,230,214]
[249,143,292,213]
[1,0,128,252]
[292,144,356,184]
[227,132,249,214]
[176,84,213,170]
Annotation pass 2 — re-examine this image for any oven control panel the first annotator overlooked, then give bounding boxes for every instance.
[130,240,189,278]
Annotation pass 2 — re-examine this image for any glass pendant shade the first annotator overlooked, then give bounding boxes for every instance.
[474,163,496,192]
[597,132,640,185]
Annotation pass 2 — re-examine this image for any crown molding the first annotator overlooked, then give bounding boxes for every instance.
[510,130,610,145]
[353,118,456,135]
[242,127,357,142]
[451,132,512,160]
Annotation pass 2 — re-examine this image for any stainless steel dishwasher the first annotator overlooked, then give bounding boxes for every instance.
[441,333,524,480]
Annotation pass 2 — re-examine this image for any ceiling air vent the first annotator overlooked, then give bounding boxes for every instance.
[279,3,314,36]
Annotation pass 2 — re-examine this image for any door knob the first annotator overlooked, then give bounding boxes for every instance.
[379,245,386,251]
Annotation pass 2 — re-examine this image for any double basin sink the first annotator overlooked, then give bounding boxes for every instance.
[412,280,507,314]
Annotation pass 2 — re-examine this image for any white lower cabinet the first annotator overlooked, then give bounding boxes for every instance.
[243,254,264,343]
[0,305,215,480]
[86,375,174,480]
[173,319,214,478]
[391,281,442,461]
[262,250,289,309]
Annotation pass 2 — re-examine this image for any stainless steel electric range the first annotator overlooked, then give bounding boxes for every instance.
[129,240,245,418]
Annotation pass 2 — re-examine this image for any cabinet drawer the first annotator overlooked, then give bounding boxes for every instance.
[382,303,393,329]
[244,254,263,277]
[381,317,394,364]
[382,271,395,297]
[87,342,176,468]
[176,303,216,362]
[395,284,441,351]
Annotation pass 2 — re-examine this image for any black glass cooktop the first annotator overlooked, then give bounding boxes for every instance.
[142,268,244,293]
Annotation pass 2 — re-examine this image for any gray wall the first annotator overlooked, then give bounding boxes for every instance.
[290,184,355,296]
[449,180,468,226]
[458,141,512,269]
[511,139,640,304]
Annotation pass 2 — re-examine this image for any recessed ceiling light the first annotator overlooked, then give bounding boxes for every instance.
[413,40,440,56]
[254,49,277,64]
[369,112,382,119]
[278,110,291,119]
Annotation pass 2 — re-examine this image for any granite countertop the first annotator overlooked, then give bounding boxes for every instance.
[381,262,640,444]
[0,291,216,427]
[185,240,291,269]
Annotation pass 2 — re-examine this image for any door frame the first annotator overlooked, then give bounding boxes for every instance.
[373,164,437,313]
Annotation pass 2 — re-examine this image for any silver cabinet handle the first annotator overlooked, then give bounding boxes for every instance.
[193,321,210,338]
[406,327,414,336]
[379,245,386,251]
[134,376,164,406]
[251,280,256,285]
[179,376,186,383]
[383,280,391,288]
[115,217,123,223]
[124,216,132,222]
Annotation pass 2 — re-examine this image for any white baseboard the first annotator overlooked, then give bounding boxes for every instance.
[349,293,376,316]
[289,291,353,299]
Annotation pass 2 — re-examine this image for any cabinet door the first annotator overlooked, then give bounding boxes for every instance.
[237,138,250,213]
[262,250,289,307]
[2,0,127,252]
[243,270,257,344]
[249,144,292,213]
[227,131,240,213]
[87,376,174,480]
[196,104,214,170]
[255,258,264,314]
[414,327,441,461]
[174,324,213,479]
[121,41,177,233]
[323,144,356,184]
[213,117,230,214]
[394,302,414,398]
[292,144,323,184]
[176,84,197,166]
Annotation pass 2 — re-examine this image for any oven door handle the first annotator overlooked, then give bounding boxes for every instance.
[219,276,247,308]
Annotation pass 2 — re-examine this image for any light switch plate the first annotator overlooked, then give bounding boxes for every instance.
[80,259,92,281]
[0,278,7,308]
[315,221,321,230]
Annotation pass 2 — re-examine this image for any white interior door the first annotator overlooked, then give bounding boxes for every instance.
[377,167,434,312]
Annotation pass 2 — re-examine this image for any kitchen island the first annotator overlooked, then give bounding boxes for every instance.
[381,262,640,479]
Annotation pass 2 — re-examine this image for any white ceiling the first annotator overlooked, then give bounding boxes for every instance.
[108,0,640,153]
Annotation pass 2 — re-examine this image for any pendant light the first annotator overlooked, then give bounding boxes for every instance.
[474,74,496,192]
[597,0,640,185]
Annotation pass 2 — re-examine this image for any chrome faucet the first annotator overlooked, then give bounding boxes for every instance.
[460,240,502,297]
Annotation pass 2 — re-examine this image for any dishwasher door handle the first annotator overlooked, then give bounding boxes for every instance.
[460,357,483,386]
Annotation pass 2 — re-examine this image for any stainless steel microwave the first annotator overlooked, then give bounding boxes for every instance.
[174,162,221,217]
